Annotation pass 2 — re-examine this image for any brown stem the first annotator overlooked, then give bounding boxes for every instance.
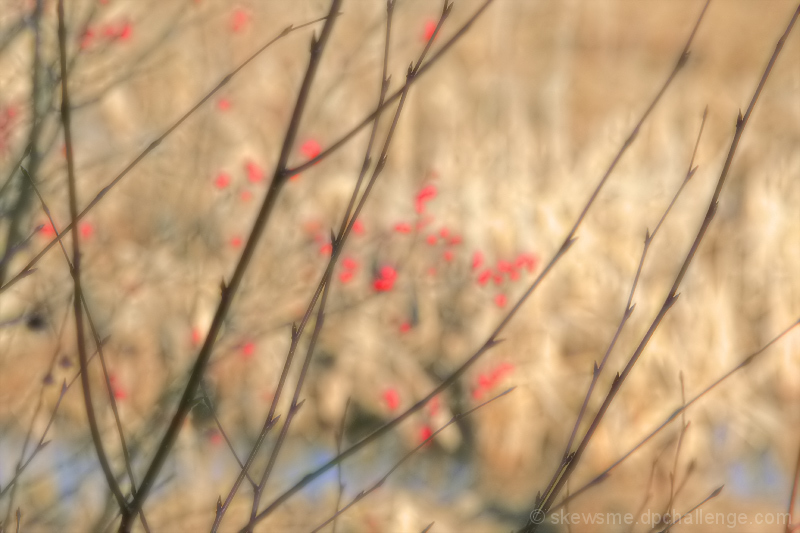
[309,389,515,533]
[523,3,800,529]
[553,318,800,512]
[57,0,128,513]
[118,2,344,530]
[0,15,330,295]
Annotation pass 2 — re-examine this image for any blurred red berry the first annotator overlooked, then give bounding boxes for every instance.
[419,425,433,446]
[80,28,95,50]
[209,430,223,446]
[245,160,264,183]
[373,266,396,292]
[472,251,484,270]
[383,388,400,411]
[448,234,463,246]
[300,139,321,160]
[394,222,412,234]
[191,327,203,346]
[415,184,437,214]
[241,341,256,359]
[516,252,538,272]
[39,221,56,238]
[494,293,507,308]
[79,222,94,240]
[380,266,397,280]
[109,374,127,400]
[214,172,231,189]
[422,19,437,42]
[231,8,249,33]
[118,21,132,41]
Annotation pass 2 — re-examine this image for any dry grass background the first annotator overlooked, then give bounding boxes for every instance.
[0,0,799,531]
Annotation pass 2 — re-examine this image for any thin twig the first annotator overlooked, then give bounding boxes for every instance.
[200,389,258,488]
[0,330,107,502]
[665,373,690,515]
[17,168,149,532]
[240,3,464,528]
[238,0,703,525]
[330,398,351,533]
[0,0,496,294]
[308,389,516,533]
[553,318,800,512]
[56,0,128,513]
[248,280,332,527]
[628,441,674,533]
[0,15,329,295]
[250,0,404,516]
[0,144,31,204]
[283,0,496,180]
[523,4,799,528]
[786,443,800,533]
[562,108,706,464]
[0,0,44,288]
[659,485,723,533]
[247,1,443,526]
[0,306,68,528]
[119,2,344,530]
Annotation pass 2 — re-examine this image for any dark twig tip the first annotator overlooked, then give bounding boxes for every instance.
[677,50,690,69]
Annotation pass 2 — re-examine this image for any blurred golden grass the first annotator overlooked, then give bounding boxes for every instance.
[0,0,799,531]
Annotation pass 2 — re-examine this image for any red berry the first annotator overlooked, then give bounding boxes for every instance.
[383,388,400,411]
[422,19,437,42]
